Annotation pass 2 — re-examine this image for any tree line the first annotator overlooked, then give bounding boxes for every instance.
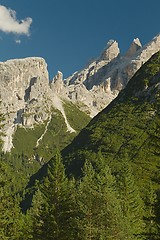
[1,151,159,239]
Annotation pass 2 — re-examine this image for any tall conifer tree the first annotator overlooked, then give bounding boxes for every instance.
[31,152,77,240]
[116,161,145,239]
[76,160,125,240]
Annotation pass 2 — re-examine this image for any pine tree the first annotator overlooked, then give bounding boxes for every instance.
[143,182,159,240]
[76,160,98,240]
[76,160,125,240]
[95,162,125,239]
[0,160,24,240]
[30,152,77,240]
[116,161,145,239]
[20,186,44,240]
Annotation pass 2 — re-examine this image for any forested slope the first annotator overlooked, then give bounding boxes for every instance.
[1,51,160,239]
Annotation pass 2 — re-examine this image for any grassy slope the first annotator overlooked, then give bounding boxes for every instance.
[22,52,160,220]
[61,52,160,206]
[4,101,90,196]
[60,51,160,236]
[12,103,91,163]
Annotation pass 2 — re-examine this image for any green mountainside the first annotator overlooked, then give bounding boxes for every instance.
[0,101,90,194]
[12,100,90,163]
[1,52,160,239]
[63,51,160,177]
[58,51,160,237]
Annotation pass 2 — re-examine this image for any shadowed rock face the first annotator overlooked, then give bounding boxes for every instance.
[125,38,142,58]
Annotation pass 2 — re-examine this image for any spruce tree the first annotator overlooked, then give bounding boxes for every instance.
[116,161,145,239]
[143,182,159,240]
[0,160,23,240]
[76,160,98,240]
[76,160,125,240]
[30,152,77,240]
[95,162,125,239]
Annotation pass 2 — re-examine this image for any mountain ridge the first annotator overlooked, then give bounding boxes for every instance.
[21,51,160,238]
[54,34,160,116]
[62,50,160,175]
[0,34,160,153]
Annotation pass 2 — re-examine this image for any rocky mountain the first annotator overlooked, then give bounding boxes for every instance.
[62,50,160,174]
[24,49,160,187]
[1,33,160,239]
[59,50,160,237]
[0,34,159,155]
[0,57,90,155]
[22,51,160,238]
[57,33,160,116]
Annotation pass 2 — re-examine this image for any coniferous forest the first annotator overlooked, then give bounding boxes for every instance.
[1,52,160,239]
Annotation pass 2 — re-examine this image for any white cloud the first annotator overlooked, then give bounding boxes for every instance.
[0,5,32,36]
[15,39,21,44]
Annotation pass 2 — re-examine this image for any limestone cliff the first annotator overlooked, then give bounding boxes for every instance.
[63,34,160,116]
[0,57,74,152]
[0,34,160,152]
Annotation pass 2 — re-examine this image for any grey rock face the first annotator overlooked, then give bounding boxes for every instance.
[100,40,120,61]
[125,38,142,58]
[50,71,65,94]
[0,57,74,152]
[0,34,160,152]
[0,58,49,121]
[0,58,51,151]
[63,34,160,115]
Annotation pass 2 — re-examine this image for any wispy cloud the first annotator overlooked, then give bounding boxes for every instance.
[0,5,32,36]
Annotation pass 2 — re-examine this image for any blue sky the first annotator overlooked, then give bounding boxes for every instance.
[0,0,159,79]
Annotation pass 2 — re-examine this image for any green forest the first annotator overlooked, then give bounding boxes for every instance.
[1,51,160,239]
[1,152,154,240]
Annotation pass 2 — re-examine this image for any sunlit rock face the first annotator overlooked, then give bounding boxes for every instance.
[0,34,160,151]
[0,57,64,152]
[63,34,160,116]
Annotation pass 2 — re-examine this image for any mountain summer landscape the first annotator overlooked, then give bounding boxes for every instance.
[0,34,160,239]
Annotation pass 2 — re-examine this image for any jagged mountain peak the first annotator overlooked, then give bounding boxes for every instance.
[100,39,120,61]
[53,71,63,82]
[134,34,160,61]
[50,70,65,95]
[125,38,142,57]
[133,37,141,45]
[0,34,160,152]
[64,34,160,116]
